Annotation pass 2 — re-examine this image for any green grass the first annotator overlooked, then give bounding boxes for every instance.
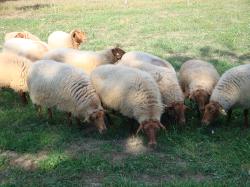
[0,0,250,186]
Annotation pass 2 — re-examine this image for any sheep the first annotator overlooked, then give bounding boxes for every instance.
[118,59,186,124]
[5,31,41,41]
[120,51,175,70]
[43,47,126,75]
[179,59,220,114]
[90,64,165,146]
[47,29,87,49]
[27,60,107,133]
[202,64,250,128]
[0,52,32,104]
[3,38,49,61]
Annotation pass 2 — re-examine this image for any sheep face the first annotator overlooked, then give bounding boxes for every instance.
[90,110,107,134]
[166,102,186,125]
[72,30,87,45]
[111,47,126,61]
[202,101,221,125]
[190,89,210,114]
[137,120,165,147]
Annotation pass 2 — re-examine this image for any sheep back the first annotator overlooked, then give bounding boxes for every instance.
[210,64,250,110]
[90,64,163,123]
[27,60,103,121]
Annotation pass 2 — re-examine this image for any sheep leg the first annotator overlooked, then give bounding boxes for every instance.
[48,108,52,120]
[35,104,42,118]
[19,91,28,105]
[67,112,72,127]
[244,109,248,128]
[76,118,82,128]
[227,109,232,122]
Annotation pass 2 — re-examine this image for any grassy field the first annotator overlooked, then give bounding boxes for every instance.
[0,0,250,186]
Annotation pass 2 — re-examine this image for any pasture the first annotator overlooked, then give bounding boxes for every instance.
[0,0,250,186]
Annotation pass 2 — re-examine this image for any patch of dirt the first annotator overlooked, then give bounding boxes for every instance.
[0,150,48,171]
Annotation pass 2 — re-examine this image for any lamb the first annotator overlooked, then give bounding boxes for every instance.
[5,31,41,41]
[118,59,186,124]
[43,47,126,75]
[120,51,175,70]
[48,29,87,49]
[202,64,250,128]
[3,38,49,61]
[0,52,32,104]
[27,60,107,133]
[179,59,220,114]
[90,64,165,146]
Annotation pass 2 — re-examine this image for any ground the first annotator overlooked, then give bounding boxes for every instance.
[0,0,250,186]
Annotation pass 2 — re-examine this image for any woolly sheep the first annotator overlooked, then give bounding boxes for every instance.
[3,38,49,61]
[0,52,32,104]
[179,59,220,113]
[118,59,186,124]
[48,29,87,49]
[90,64,165,146]
[27,60,107,133]
[202,64,250,128]
[120,51,175,70]
[5,31,41,41]
[43,47,126,75]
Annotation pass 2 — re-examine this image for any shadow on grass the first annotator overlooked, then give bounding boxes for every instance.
[16,4,50,11]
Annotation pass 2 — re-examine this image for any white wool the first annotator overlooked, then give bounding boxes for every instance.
[90,64,163,123]
[118,59,184,106]
[179,60,220,96]
[121,51,175,71]
[210,64,250,111]
[3,38,49,61]
[43,48,117,75]
[0,52,32,92]
[27,60,103,121]
[5,31,41,41]
[48,31,74,49]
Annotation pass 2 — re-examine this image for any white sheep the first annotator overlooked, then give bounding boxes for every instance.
[202,64,250,128]
[120,51,175,70]
[90,64,165,146]
[47,29,87,49]
[43,47,126,75]
[5,31,41,41]
[179,59,220,113]
[3,38,49,61]
[0,52,32,104]
[118,59,186,124]
[27,60,107,133]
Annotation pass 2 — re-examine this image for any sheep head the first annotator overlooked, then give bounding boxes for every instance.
[71,29,87,47]
[89,110,107,134]
[166,102,186,125]
[189,89,210,114]
[137,120,165,147]
[15,32,27,39]
[202,101,226,126]
[111,47,126,62]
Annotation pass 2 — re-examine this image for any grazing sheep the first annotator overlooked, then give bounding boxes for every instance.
[90,64,165,146]
[179,60,220,113]
[5,31,41,41]
[120,51,174,70]
[27,60,107,133]
[48,29,87,49]
[3,38,49,61]
[0,52,32,104]
[43,47,126,75]
[202,64,250,128]
[118,59,186,124]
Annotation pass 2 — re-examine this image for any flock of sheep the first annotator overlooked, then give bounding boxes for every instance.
[1,29,249,147]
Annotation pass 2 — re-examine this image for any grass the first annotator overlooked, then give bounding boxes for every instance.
[0,0,250,186]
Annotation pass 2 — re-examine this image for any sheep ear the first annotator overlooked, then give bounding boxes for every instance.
[16,33,25,38]
[220,108,227,116]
